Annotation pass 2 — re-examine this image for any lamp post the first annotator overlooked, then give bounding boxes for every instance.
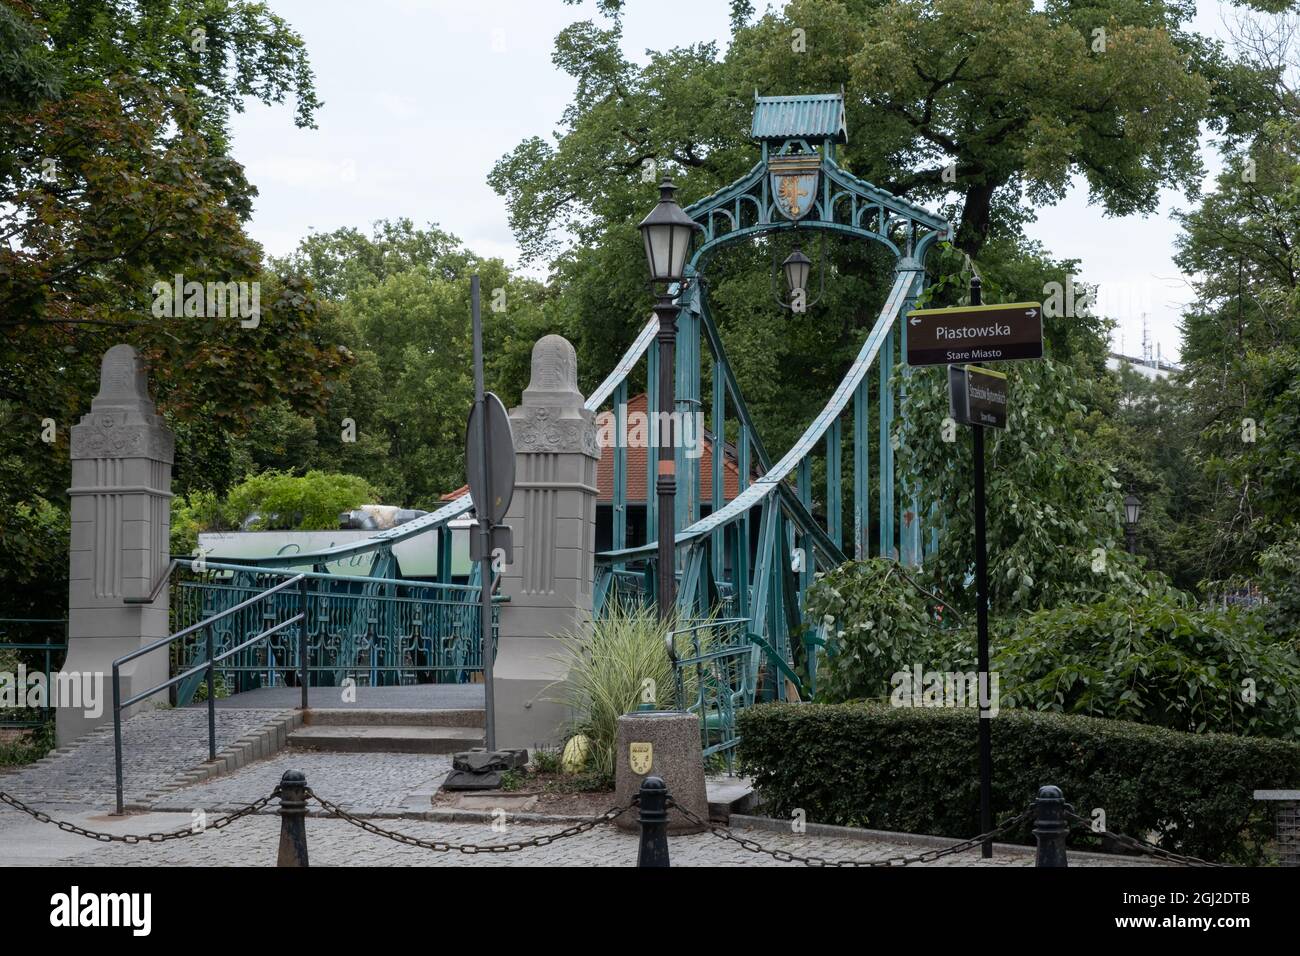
[638,179,699,621]
[1124,493,1141,555]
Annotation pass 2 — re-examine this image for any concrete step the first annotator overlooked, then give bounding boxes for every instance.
[304,708,484,728]
[287,725,484,754]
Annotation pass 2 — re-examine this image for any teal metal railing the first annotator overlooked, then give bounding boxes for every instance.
[668,617,760,771]
[170,561,496,705]
[0,618,67,729]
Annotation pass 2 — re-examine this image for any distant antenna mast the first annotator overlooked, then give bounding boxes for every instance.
[1141,313,1151,366]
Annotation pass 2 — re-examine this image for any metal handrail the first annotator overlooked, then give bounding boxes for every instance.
[111,573,306,814]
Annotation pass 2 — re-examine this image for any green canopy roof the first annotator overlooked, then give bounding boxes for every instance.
[750,92,847,144]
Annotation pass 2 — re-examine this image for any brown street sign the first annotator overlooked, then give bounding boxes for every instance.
[905,302,1043,367]
[949,364,1008,429]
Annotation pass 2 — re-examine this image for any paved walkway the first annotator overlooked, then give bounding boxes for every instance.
[0,708,277,808]
[0,706,1157,867]
[0,805,1150,867]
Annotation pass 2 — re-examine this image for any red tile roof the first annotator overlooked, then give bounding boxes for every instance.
[441,392,744,504]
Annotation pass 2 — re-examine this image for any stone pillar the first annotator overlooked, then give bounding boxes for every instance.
[58,345,174,745]
[494,335,599,750]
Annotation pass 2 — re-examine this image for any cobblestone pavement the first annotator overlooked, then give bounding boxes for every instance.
[0,808,1156,867]
[0,708,281,809]
[146,751,451,816]
[0,708,1159,867]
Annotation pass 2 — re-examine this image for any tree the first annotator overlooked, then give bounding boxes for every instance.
[272,220,554,508]
[0,1,339,614]
[488,0,1218,497]
[1168,7,1300,594]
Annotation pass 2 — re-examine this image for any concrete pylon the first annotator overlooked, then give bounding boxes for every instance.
[57,344,174,745]
[493,334,600,750]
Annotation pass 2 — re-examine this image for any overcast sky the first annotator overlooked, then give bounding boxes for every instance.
[229,0,1247,364]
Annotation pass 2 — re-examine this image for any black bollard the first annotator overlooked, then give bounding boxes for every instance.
[1033,784,1068,868]
[637,776,670,868]
[277,769,309,867]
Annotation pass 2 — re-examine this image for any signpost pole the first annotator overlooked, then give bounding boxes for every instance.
[970,274,992,858]
[471,275,497,752]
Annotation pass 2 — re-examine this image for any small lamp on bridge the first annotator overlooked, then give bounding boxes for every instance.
[782,247,812,299]
[774,239,823,311]
[1124,492,1141,554]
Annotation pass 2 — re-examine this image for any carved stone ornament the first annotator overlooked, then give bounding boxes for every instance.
[512,335,598,458]
[513,405,600,459]
[70,344,174,462]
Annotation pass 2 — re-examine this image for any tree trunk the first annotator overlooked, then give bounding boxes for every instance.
[954,179,999,259]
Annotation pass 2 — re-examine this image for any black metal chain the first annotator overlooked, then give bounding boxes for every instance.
[668,799,1036,867]
[306,788,634,854]
[0,788,280,844]
[1064,811,1223,867]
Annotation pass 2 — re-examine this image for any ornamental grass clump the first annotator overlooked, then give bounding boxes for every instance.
[552,602,706,785]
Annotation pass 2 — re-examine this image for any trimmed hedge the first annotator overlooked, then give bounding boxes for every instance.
[737,702,1300,864]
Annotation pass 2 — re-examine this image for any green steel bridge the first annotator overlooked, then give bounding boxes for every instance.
[164,92,951,755]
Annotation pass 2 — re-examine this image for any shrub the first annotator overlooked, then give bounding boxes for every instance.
[223,469,376,530]
[809,559,1300,739]
[996,595,1300,738]
[738,702,1300,864]
[803,558,949,703]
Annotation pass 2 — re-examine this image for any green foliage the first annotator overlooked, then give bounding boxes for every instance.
[0,721,56,768]
[552,603,694,785]
[0,493,68,616]
[1257,526,1300,639]
[271,220,552,508]
[901,354,1164,613]
[809,559,1300,739]
[221,470,376,531]
[0,1,341,614]
[998,596,1300,738]
[530,745,564,775]
[1167,39,1300,594]
[803,559,947,704]
[738,702,1300,864]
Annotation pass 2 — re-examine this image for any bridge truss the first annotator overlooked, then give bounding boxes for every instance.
[213,92,951,704]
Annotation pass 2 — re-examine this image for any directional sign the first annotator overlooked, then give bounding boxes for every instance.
[949,365,1008,430]
[905,302,1043,367]
[465,391,515,526]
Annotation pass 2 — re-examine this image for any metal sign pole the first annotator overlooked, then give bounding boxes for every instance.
[970,274,992,858]
[471,275,496,752]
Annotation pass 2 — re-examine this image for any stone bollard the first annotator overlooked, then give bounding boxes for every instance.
[1033,784,1069,868]
[276,770,309,867]
[614,710,708,834]
[636,776,670,867]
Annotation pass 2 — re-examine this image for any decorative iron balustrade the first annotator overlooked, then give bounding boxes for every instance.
[668,617,760,771]
[170,563,495,705]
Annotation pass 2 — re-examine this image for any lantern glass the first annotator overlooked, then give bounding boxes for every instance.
[1124,494,1140,525]
[783,248,812,297]
[638,180,697,283]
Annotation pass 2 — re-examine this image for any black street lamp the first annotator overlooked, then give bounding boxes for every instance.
[1124,492,1141,555]
[638,180,699,621]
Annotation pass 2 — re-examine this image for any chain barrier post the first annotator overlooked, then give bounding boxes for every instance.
[637,776,670,868]
[1033,785,1068,868]
[277,769,309,867]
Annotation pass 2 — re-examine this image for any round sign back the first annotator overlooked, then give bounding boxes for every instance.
[465,392,516,525]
